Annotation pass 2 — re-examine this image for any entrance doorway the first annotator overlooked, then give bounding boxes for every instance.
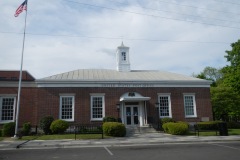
[125,106,139,126]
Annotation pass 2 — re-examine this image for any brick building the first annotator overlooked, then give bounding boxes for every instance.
[0,43,212,128]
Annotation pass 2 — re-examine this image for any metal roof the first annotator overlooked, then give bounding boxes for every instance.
[40,69,208,82]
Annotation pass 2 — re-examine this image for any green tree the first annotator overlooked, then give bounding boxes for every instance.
[193,66,222,87]
[211,87,240,121]
[222,39,240,93]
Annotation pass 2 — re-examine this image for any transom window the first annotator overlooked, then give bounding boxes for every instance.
[121,52,126,61]
[60,96,74,121]
[91,94,105,121]
[184,94,197,117]
[158,94,172,118]
[0,97,16,123]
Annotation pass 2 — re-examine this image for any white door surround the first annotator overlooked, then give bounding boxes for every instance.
[125,105,139,126]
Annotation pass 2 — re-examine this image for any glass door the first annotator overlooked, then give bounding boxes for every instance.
[125,106,139,125]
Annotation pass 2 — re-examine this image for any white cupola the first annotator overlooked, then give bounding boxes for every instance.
[116,42,131,72]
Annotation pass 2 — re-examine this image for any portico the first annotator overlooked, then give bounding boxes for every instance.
[119,92,150,127]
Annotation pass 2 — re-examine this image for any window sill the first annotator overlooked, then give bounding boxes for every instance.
[60,119,74,122]
[0,120,14,124]
[91,119,103,122]
[185,116,197,118]
[160,116,172,118]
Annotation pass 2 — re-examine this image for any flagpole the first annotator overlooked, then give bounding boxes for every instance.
[14,3,28,138]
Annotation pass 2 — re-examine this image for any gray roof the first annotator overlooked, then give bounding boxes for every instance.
[40,69,207,82]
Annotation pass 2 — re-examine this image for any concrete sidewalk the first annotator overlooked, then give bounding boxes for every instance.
[1,133,240,150]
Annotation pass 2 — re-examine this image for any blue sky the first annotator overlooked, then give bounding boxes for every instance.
[1,0,240,79]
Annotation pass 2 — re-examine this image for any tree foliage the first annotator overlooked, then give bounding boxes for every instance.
[194,39,240,121]
[222,40,240,94]
[211,87,240,121]
[193,66,222,87]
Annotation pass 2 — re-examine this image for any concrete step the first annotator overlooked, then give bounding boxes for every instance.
[126,126,158,136]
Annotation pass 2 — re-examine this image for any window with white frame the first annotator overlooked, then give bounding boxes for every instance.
[91,94,105,121]
[158,94,172,118]
[184,94,197,117]
[60,95,74,121]
[0,97,16,123]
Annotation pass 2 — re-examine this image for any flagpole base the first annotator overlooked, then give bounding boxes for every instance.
[12,134,20,139]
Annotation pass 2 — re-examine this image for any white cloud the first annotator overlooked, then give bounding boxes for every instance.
[0,0,240,78]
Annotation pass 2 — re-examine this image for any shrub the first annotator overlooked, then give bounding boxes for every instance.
[163,122,189,135]
[103,116,117,123]
[160,117,175,125]
[2,122,15,137]
[50,120,69,134]
[39,116,54,135]
[22,122,32,136]
[196,121,220,130]
[103,122,126,137]
[0,129,2,137]
[227,122,240,129]
[162,122,174,133]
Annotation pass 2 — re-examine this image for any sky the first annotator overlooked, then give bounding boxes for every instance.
[1,0,240,79]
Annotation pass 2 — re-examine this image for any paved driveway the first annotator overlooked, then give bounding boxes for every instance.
[0,142,240,160]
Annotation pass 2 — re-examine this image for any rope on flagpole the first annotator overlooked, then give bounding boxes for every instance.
[14,1,28,138]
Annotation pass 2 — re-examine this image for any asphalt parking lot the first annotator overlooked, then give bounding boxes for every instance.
[0,142,240,160]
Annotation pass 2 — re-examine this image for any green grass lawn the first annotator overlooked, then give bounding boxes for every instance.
[0,134,106,141]
[228,129,240,135]
[189,129,240,136]
[1,129,240,141]
[20,134,105,141]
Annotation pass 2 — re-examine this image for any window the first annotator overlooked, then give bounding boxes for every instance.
[0,97,16,123]
[158,94,172,118]
[121,52,126,61]
[184,94,197,117]
[91,94,105,121]
[60,96,74,121]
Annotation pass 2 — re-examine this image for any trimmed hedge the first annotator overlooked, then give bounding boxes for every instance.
[227,122,240,129]
[39,115,54,135]
[160,117,175,125]
[162,122,189,135]
[50,120,69,134]
[103,116,117,123]
[103,122,126,137]
[22,122,32,136]
[2,122,15,137]
[195,121,221,130]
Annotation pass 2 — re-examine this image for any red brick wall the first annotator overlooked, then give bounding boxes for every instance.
[35,87,212,125]
[0,86,213,126]
[0,87,37,126]
[0,71,35,81]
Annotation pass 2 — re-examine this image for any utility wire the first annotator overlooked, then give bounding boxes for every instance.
[0,31,231,44]
[63,0,240,30]
[106,0,240,24]
[213,0,240,6]
[154,0,240,15]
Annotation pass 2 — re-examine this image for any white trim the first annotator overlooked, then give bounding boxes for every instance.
[183,94,197,118]
[120,92,151,102]
[90,94,105,121]
[59,95,75,122]
[158,94,172,118]
[120,97,150,101]
[0,96,16,124]
[124,105,140,126]
[36,80,211,88]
